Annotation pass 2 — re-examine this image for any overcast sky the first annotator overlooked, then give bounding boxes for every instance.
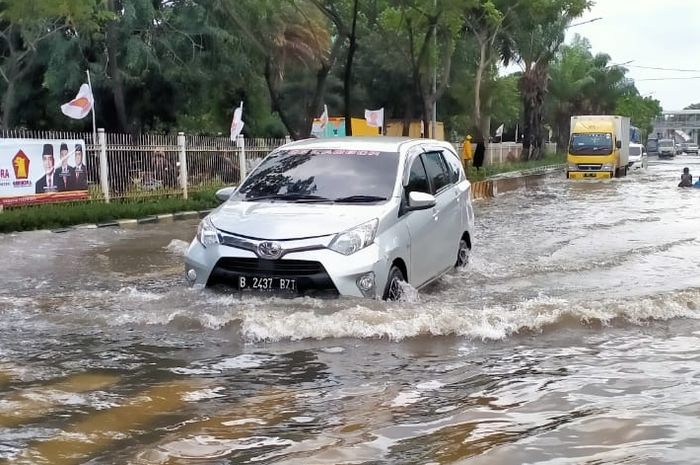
[566,0,700,111]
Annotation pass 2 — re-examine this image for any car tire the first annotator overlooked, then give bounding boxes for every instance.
[455,238,471,269]
[383,265,406,301]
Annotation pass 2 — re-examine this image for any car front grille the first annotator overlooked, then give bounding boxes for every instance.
[576,164,602,171]
[207,257,338,296]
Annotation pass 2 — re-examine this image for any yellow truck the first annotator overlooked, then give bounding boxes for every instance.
[566,115,630,179]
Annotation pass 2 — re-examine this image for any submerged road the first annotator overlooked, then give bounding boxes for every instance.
[1,155,700,464]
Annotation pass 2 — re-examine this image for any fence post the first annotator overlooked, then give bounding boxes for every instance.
[177,132,188,200]
[285,135,292,144]
[237,135,247,182]
[98,128,110,203]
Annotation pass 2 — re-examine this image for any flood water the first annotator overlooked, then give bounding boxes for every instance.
[2,156,700,464]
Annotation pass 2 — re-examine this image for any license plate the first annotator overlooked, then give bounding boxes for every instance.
[238,276,297,292]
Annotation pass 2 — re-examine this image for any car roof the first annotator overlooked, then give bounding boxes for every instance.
[278,137,449,153]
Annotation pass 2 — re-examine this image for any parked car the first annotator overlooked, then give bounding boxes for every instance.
[628,143,648,170]
[657,139,675,159]
[184,137,475,300]
[682,141,699,154]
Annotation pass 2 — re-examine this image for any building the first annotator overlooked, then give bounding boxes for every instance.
[651,110,700,143]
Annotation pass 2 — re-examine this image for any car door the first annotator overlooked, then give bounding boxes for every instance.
[421,150,461,275]
[402,154,437,287]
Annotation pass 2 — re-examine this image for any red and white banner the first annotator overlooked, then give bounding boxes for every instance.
[364,108,384,128]
[230,102,244,142]
[60,84,94,120]
[0,139,89,206]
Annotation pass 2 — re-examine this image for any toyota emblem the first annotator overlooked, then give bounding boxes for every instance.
[257,241,283,259]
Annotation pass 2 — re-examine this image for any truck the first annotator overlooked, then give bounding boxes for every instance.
[566,115,630,179]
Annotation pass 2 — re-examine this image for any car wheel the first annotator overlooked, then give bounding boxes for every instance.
[455,238,471,269]
[383,265,406,301]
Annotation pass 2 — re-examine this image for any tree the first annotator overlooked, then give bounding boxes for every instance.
[0,0,104,129]
[616,95,662,138]
[463,0,517,140]
[547,35,635,147]
[380,0,468,138]
[214,0,331,139]
[506,0,590,160]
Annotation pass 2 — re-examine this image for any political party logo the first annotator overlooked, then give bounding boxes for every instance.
[12,150,30,179]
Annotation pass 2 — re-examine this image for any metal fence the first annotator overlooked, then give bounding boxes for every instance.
[0,129,287,202]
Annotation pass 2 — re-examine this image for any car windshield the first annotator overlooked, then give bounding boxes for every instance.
[234,148,400,202]
[630,146,642,156]
[569,133,613,155]
[659,140,673,147]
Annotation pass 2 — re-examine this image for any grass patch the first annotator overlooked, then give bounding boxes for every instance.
[0,188,221,233]
[467,152,566,182]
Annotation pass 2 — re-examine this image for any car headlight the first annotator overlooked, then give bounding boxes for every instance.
[196,217,220,247]
[328,219,378,255]
[601,164,614,171]
[567,163,578,171]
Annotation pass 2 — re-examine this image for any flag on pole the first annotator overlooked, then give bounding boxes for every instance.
[230,102,244,142]
[364,108,384,128]
[319,104,329,130]
[495,124,504,138]
[60,84,94,120]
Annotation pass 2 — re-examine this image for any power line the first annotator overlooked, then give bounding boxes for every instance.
[635,76,700,81]
[629,65,700,73]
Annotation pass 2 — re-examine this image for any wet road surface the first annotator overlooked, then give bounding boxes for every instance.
[1,156,700,464]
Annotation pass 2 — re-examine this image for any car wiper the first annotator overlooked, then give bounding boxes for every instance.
[334,195,388,203]
[244,194,332,203]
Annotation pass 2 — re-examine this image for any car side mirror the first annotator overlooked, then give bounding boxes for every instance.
[215,186,237,203]
[616,140,622,149]
[407,191,436,211]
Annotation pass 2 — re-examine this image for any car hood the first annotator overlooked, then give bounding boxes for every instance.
[209,200,389,240]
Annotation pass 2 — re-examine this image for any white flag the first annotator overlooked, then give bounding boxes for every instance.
[319,104,329,130]
[230,102,244,142]
[364,108,384,128]
[495,124,504,138]
[60,83,94,120]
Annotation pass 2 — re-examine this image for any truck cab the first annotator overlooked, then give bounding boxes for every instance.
[566,115,630,180]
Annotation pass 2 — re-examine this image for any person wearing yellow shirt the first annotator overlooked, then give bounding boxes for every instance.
[461,134,473,175]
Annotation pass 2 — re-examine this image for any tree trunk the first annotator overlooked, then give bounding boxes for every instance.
[304,36,344,138]
[473,40,487,139]
[1,79,16,130]
[106,0,129,133]
[264,59,300,140]
[343,0,359,136]
[479,92,492,142]
[402,96,413,137]
[422,100,431,139]
[519,64,548,160]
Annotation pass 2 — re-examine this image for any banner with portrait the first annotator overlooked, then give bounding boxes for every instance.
[0,139,89,207]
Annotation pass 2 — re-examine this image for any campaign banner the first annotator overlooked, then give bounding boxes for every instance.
[0,139,89,207]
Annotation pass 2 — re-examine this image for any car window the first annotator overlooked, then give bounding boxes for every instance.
[235,149,400,201]
[422,151,451,193]
[405,157,430,198]
[440,149,463,184]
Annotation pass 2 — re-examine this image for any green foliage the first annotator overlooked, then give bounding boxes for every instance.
[0,189,220,233]
[467,151,566,182]
[615,95,663,137]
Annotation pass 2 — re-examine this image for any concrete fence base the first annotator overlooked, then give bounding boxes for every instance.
[471,171,555,200]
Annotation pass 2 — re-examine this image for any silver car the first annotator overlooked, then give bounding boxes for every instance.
[184,137,475,300]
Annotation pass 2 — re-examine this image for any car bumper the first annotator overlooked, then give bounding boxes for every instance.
[567,171,613,180]
[184,240,390,299]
